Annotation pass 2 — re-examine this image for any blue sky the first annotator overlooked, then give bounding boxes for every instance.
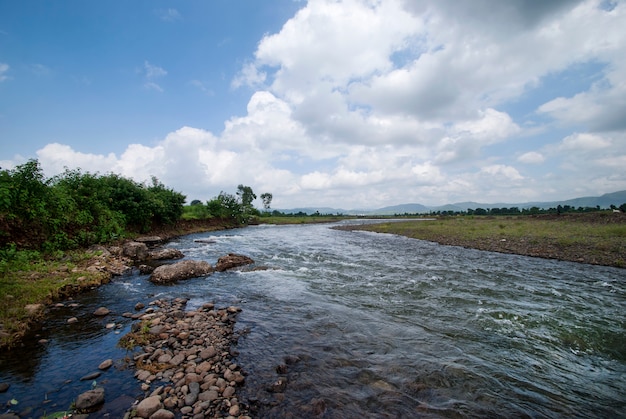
[1,0,625,209]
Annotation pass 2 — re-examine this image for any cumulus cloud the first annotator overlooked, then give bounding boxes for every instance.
[9,0,626,208]
[518,152,545,164]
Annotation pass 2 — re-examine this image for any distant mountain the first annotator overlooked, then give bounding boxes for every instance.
[450,190,626,212]
[278,190,626,215]
[362,203,430,215]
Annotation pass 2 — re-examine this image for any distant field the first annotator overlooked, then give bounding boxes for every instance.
[335,213,626,268]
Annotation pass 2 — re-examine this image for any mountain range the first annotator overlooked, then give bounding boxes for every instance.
[280,190,626,215]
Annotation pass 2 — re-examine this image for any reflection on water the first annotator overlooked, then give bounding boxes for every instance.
[1,220,625,418]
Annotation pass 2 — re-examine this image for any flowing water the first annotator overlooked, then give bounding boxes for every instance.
[1,220,625,418]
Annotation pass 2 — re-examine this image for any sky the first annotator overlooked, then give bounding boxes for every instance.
[1,0,625,210]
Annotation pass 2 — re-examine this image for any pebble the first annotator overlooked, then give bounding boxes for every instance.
[93,307,110,316]
[98,359,113,370]
[80,371,101,381]
[122,298,249,418]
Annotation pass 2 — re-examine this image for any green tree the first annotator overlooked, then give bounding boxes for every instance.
[260,192,273,210]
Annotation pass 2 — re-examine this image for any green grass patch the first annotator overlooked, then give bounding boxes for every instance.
[341,214,626,268]
[0,249,108,348]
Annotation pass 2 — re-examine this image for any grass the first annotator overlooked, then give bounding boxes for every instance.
[0,249,109,348]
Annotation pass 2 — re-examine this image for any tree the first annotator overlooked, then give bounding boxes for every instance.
[236,184,256,207]
[260,192,273,210]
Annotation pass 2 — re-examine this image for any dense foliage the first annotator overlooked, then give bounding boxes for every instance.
[183,185,273,224]
[0,160,185,252]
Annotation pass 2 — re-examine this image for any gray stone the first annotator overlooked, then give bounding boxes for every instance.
[149,260,213,284]
[75,387,105,411]
[148,248,184,261]
[93,307,110,316]
[122,241,149,261]
[98,359,113,370]
[215,253,254,272]
[135,395,162,418]
[149,409,175,419]
[80,371,101,381]
[169,353,185,366]
[198,390,219,402]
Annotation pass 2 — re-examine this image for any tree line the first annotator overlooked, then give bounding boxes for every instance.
[0,160,186,252]
[184,185,273,224]
[0,160,276,253]
[398,203,626,217]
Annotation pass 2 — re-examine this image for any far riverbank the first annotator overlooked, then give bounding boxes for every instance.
[334,212,626,268]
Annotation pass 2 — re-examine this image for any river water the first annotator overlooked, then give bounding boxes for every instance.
[1,220,625,418]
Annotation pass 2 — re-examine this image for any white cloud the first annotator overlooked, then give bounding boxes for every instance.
[156,8,182,22]
[144,61,167,79]
[0,63,9,82]
[142,61,167,91]
[518,152,545,164]
[556,133,612,151]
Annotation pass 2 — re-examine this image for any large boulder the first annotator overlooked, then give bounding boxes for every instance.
[148,248,184,261]
[149,260,213,284]
[122,241,149,261]
[215,253,255,272]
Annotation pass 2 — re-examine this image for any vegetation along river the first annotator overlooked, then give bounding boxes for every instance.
[1,220,625,418]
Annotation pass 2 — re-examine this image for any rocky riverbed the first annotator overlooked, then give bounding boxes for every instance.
[119,298,250,419]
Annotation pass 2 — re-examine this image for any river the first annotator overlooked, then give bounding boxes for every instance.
[1,220,625,418]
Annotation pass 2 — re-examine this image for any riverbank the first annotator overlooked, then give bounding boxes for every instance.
[335,212,626,268]
[0,218,237,349]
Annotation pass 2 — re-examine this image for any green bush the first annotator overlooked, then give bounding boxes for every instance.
[0,160,186,253]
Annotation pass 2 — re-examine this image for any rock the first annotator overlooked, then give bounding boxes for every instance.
[80,371,101,381]
[123,299,250,418]
[0,382,9,393]
[24,303,44,316]
[75,387,105,411]
[93,307,110,316]
[135,236,163,247]
[122,241,149,261]
[98,359,113,370]
[149,260,213,284]
[268,377,288,393]
[135,302,146,310]
[215,253,255,272]
[149,409,175,419]
[229,404,240,416]
[0,413,20,419]
[148,248,184,261]
[139,264,154,274]
[67,317,78,324]
[136,395,163,418]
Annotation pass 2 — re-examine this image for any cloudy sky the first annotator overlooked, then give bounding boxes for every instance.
[1,0,625,209]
